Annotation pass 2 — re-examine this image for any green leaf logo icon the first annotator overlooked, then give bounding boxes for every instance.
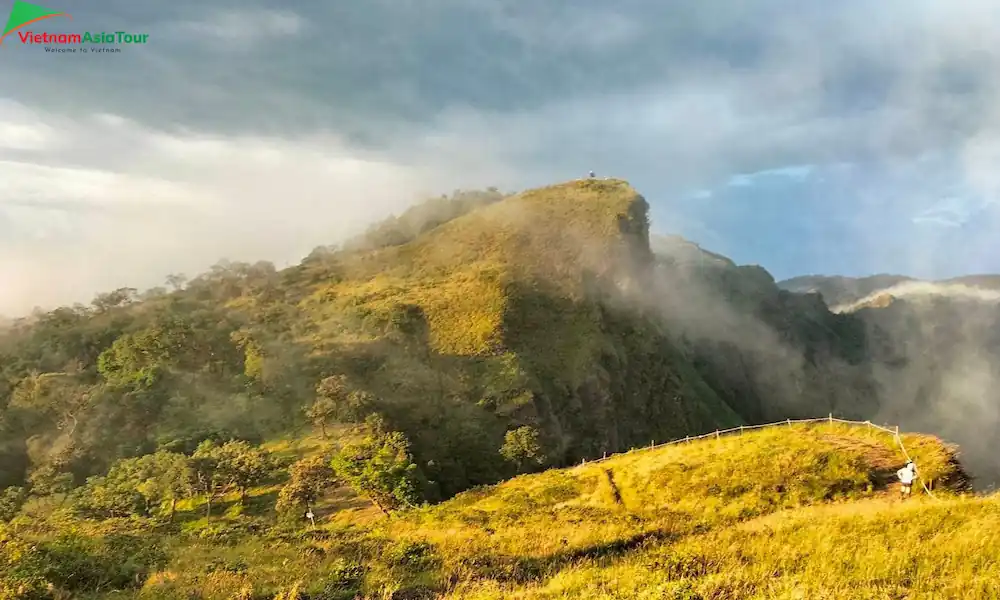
[1,1,71,45]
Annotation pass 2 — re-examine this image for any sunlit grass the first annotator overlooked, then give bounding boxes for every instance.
[118,423,988,600]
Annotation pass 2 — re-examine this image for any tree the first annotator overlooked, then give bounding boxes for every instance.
[165,273,188,291]
[500,426,547,473]
[276,455,335,518]
[191,440,225,519]
[308,376,376,435]
[8,371,90,436]
[0,486,26,522]
[305,395,337,438]
[331,427,422,516]
[216,440,271,505]
[27,463,74,498]
[91,287,138,312]
[74,451,192,520]
[138,451,193,522]
[78,471,144,518]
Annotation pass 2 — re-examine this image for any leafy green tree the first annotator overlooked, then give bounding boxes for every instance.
[500,426,547,473]
[75,451,193,520]
[138,451,194,522]
[191,440,226,519]
[79,472,144,518]
[91,287,138,313]
[331,427,422,515]
[27,463,75,498]
[309,376,376,435]
[216,440,271,504]
[276,455,335,517]
[305,394,337,438]
[0,486,26,521]
[96,320,193,389]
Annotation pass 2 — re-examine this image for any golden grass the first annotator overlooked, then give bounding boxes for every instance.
[296,179,643,358]
[404,425,989,599]
[440,495,1000,599]
[107,422,987,600]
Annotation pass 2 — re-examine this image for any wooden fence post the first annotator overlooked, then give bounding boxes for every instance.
[828,413,833,425]
[715,429,720,440]
[739,425,744,435]
[787,418,791,426]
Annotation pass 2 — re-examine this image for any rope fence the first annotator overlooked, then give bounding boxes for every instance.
[582,414,941,501]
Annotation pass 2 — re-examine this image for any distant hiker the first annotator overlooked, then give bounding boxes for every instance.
[589,170,595,178]
[897,462,916,498]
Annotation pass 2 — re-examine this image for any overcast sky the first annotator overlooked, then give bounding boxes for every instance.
[2,0,1000,315]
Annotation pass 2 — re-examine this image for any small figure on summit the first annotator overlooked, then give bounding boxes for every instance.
[897,461,916,499]
[588,170,595,178]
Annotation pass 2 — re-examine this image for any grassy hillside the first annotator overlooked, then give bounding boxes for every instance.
[1,423,981,599]
[0,179,751,513]
[2,178,999,598]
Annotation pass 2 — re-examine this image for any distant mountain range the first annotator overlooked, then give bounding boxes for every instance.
[779,274,1000,312]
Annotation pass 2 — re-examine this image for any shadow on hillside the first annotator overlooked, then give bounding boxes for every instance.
[447,527,681,587]
[317,484,373,515]
[170,490,280,525]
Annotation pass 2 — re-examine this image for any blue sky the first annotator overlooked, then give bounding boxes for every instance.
[2,0,1000,313]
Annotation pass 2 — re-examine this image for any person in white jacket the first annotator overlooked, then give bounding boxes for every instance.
[897,462,916,498]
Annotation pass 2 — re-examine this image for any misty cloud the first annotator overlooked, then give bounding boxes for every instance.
[0,102,517,314]
[834,281,1000,313]
[3,0,1000,311]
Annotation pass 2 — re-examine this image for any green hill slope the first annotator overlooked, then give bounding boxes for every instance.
[286,178,747,489]
[2,423,979,600]
[4,176,995,509]
[0,180,748,506]
[1,170,996,598]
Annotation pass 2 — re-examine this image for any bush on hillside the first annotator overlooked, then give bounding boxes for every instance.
[0,531,167,596]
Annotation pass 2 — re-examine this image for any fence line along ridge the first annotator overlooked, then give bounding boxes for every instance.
[581,414,940,500]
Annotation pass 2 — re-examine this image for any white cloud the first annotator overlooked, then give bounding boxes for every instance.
[911,196,984,228]
[834,281,1000,313]
[0,101,59,151]
[725,166,813,188]
[0,101,514,316]
[912,214,963,228]
[0,123,55,151]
